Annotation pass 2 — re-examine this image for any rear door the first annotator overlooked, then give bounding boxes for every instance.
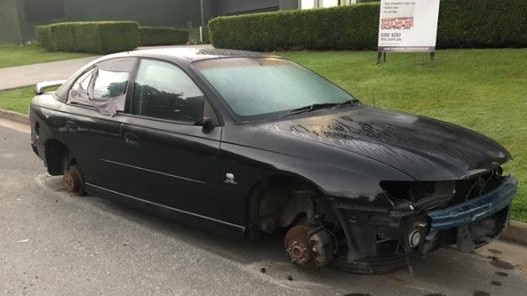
[63,58,136,191]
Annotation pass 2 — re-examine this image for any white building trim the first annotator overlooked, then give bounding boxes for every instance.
[299,0,356,9]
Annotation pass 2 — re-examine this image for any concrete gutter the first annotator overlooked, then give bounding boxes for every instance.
[0,108,29,125]
[0,107,525,247]
[501,221,527,246]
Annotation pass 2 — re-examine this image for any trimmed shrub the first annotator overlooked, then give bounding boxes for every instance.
[209,1,527,51]
[35,25,51,49]
[36,21,140,53]
[140,26,189,46]
[209,4,379,51]
[437,0,527,49]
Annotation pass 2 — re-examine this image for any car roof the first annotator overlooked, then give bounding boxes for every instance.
[98,47,278,65]
[55,47,282,104]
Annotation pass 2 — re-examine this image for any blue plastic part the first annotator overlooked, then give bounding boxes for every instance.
[428,177,518,231]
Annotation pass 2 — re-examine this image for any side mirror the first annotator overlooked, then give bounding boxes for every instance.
[196,117,214,132]
[35,80,67,95]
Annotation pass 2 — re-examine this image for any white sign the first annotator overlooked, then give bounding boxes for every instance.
[378,0,441,52]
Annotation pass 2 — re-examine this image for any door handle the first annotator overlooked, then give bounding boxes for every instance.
[124,133,140,146]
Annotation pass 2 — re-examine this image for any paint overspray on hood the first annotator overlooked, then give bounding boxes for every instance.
[258,106,511,180]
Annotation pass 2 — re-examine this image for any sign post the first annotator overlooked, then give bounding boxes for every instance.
[377,0,441,63]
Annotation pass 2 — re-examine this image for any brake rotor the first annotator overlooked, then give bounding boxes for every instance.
[64,168,80,193]
[63,165,85,196]
[284,224,333,269]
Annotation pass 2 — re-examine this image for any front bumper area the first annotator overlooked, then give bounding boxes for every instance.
[427,176,517,232]
[332,176,517,273]
[420,176,517,254]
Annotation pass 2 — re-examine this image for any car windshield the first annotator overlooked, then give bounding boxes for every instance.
[194,58,355,120]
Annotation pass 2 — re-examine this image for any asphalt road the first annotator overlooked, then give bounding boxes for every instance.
[1,123,527,296]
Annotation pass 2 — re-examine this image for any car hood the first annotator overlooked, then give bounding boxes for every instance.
[256,106,511,180]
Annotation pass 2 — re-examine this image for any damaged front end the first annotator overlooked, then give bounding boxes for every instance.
[330,167,517,273]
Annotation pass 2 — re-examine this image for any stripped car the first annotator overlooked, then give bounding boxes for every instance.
[30,48,517,273]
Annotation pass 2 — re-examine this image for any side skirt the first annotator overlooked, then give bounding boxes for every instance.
[85,182,247,237]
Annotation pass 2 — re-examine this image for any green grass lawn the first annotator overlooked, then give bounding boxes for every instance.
[0,48,525,221]
[0,86,34,114]
[0,44,92,68]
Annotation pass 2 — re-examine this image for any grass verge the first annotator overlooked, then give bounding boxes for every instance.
[0,44,92,68]
[0,49,525,221]
[0,86,34,114]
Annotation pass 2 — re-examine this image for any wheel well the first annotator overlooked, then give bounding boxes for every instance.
[44,139,70,176]
[253,175,329,234]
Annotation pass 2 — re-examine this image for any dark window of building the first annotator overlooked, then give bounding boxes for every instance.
[24,0,65,22]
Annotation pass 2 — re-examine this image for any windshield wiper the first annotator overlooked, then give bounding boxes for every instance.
[336,99,360,107]
[284,103,338,116]
[283,99,360,117]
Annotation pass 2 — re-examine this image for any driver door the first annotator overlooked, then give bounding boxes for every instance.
[116,58,222,219]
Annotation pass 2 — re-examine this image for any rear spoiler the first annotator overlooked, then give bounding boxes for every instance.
[35,80,67,95]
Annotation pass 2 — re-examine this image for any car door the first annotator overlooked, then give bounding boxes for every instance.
[117,58,222,219]
[63,58,137,191]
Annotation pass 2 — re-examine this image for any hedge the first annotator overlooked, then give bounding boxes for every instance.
[36,21,140,54]
[209,4,379,51]
[36,25,51,49]
[437,0,527,48]
[140,26,189,46]
[209,0,527,51]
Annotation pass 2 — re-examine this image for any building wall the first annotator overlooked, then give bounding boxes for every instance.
[0,0,23,44]
[64,0,200,27]
[207,0,279,17]
[300,0,360,9]
[279,0,299,10]
[1,0,201,44]
[16,0,66,44]
[202,0,218,25]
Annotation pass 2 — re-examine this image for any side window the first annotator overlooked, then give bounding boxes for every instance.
[132,59,204,122]
[68,68,95,106]
[67,58,135,116]
[93,69,129,99]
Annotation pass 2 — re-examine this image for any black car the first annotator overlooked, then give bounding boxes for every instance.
[30,48,517,273]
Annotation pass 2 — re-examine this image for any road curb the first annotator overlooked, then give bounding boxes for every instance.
[0,108,29,124]
[500,221,527,246]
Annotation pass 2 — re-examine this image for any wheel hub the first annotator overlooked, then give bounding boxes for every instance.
[287,239,312,264]
[284,224,333,269]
